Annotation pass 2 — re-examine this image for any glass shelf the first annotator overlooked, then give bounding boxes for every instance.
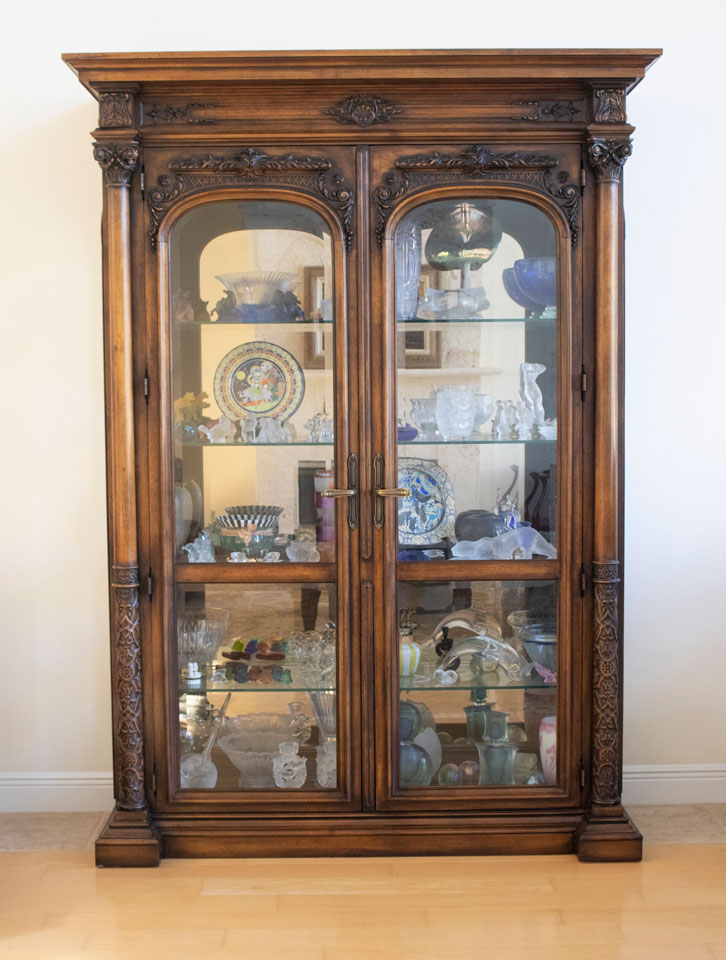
[399,437,555,446]
[174,320,333,329]
[401,674,552,693]
[398,315,556,325]
[180,680,335,695]
[178,440,335,447]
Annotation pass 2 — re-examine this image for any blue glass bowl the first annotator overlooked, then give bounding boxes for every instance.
[513,257,557,307]
[502,267,542,313]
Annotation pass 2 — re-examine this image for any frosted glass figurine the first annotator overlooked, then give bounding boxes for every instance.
[473,394,494,432]
[182,531,215,563]
[241,414,258,443]
[491,399,516,440]
[255,417,289,443]
[515,401,535,440]
[198,415,236,444]
[316,740,337,788]
[451,527,557,560]
[272,741,307,788]
[519,362,546,426]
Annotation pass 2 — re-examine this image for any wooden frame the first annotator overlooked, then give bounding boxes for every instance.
[63,48,661,866]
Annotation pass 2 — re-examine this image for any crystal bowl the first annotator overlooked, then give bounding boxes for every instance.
[223,505,284,529]
[215,271,298,305]
[177,607,229,664]
[221,712,311,752]
[520,621,557,673]
[502,266,543,313]
[216,740,276,788]
[513,258,557,308]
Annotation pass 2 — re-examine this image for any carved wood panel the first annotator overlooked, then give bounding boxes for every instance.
[146,147,355,251]
[111,564,146,811]
[373,144,580,246]
[592,561,621,806]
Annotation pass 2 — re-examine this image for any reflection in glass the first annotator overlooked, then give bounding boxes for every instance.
[169,200,336,563]
[394,198,558,561]
[176,582,337,792]
[396,580,557,789]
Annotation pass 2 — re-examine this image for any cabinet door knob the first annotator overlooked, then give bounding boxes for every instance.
[322,488,355,498]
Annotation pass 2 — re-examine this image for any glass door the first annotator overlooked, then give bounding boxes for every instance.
[162,196,357,807]
[376,192,575,808]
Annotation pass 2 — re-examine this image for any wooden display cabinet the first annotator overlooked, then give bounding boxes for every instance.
[63,49,660,866]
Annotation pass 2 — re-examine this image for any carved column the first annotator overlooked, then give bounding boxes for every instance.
[93,135,159,865]
[577,135,641,861]
[589,137,631,812]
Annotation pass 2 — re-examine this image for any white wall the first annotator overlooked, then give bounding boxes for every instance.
[1,0,724,810]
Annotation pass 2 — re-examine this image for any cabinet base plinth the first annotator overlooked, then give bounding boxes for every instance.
[576,809,643,862]
[95,807,161,867]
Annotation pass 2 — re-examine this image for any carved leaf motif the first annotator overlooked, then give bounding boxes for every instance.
[594,88,626,124]
[326,95,402,127]
[111,566,146,811]
[92,142,139,186]
[169,147,331,178]
[148,175,185,250]
[144,103,216,125]
[543,168,581,247]
[396,144,558,177]
[592,562,621,806]
[99,93,132,128]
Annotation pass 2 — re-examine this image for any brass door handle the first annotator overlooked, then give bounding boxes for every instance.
[322,454,358,529]
[373,453,408,529]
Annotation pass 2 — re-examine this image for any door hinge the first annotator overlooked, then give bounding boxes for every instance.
[579,758,586,791]
[151,762,157,796]
[580,564,587,596]
[580,161,586,194]
[143,369,149,404]
[140,165,145,200]
[147,567,153,600]
[580,365,587,402]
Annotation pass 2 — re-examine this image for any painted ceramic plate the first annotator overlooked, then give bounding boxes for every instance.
[213,341,304,422]
[398,458,455,545]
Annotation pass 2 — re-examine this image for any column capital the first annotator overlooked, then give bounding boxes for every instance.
[93,141,139,187]
[587,138,632,184]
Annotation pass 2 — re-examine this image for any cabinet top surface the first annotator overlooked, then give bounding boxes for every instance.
[63,48,661,92]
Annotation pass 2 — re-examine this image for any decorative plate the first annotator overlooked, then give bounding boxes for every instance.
[213,341,304,422]
[397,458,455,545]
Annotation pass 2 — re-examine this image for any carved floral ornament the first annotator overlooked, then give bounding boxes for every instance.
[511,100,581,122]
[93,141,140,186]
[147,147,355,252]
[325,94,402,126]
[587,138,633,183]
[373,144,581,247]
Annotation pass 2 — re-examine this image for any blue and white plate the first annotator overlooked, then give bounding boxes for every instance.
[397,458,455,545]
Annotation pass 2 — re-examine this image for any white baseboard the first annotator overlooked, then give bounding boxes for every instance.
[1,765,724,811]
[623,764,726,805]
[0,773,114,812]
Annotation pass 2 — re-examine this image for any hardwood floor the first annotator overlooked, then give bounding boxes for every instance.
[0,809,725,959]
